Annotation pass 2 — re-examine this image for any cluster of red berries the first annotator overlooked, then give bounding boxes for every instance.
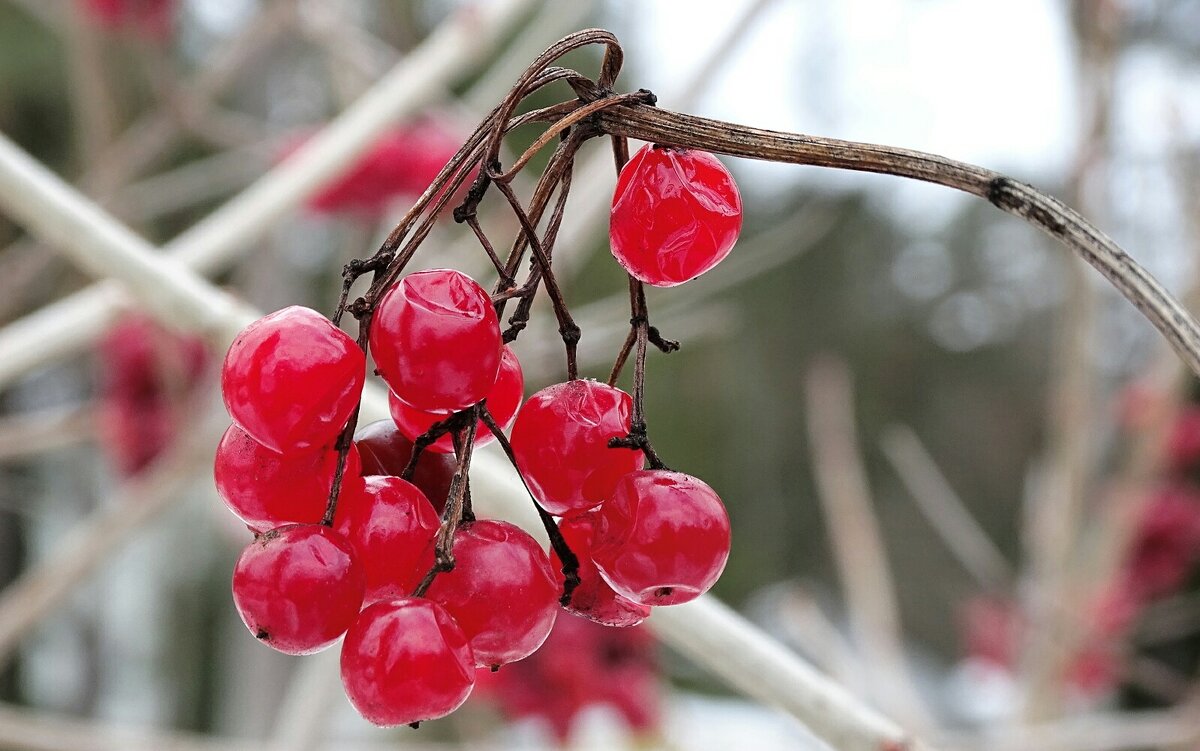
[292,119,465,217]
[960,387,1200,698]
[476,613,660,742]
[96,313,207,476]
[214,142,741,727]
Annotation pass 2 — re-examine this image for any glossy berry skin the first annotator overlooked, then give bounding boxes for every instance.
[553,513,649,627]
[353,420,455,514]
[231,525,365,655]
[222,306,365,454]
[509,380,643,517]
[610,145,742,287]
[425,520,558,668]
[369,270,501,413]
[389,345,524,454]
[341,598,475,726]
[333,476,440,603]
[215,424,363,533]
[591,470,731,606]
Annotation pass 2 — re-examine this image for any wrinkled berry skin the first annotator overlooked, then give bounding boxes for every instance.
[369,270,501,413]
[214,424,363,532]
[389,345,524,454]
[222,306,365,454]
[509,380,643,517]
[591,470,731,606]
[231,524,365,655]
[610,145,742,287]
[353,420,455,514]
[425,520,559,668]
[553,513,649,627]
[340,598,476,727]
[334,476,440,603]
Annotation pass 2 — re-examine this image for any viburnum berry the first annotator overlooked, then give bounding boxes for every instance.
[303,118,465,216]
[231,524,365,655]
[97,313,208,476]
[333,476,440,603]
[389,345,524,454]
[341,598,475,726]
[509,380,643,517]
[590,470,731,606]
[475,613,660,742]
[610,144,742,287]
[369,269,501,413]
[425,520,558,668]
[214,424,363,532]
[354,420,455,514]
[222,306,365,454]
[552,512,649,627]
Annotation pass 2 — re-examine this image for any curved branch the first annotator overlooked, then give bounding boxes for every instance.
[597,104,1200,377]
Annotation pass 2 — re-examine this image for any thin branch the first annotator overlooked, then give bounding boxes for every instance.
[596,104,1200,378]
[803,356,936,732]
[879,424,1013,590]
[0,0,540,390]
[0,405,225,666]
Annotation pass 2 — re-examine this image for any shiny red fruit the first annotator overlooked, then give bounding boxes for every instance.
[214,424,363,532]
[369,270,501,413]
[591,470,731,606]
[553,513,649,627]
[231,524,365,655]
[610,144,742,287]
[425,520,558,668]
[222,306,365,454]
[340,598,475,726]
[509,380,643,517]
[389,345,524,454]
[334,476,440,603]
[354,420,456,514]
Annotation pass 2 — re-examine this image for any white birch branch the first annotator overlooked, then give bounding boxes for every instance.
[0,0,538,388]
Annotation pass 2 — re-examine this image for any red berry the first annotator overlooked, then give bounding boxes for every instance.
[340,598,475,726]
[509,380,643,517]
[97,313,208,475]
[222,306,365,454]
[231,525,365,655]
[369,270,501,413]
[590,470,731,606]
[303,118,465,216]
[609,144,742,287]
[425,520,558,668]
[334,476,440,603]
[354,420,456,513]
[476,613,660,741]
[389,345,524,454]
[215,424,364,533]
[553,513,649,627]
[1121,486,1200,599]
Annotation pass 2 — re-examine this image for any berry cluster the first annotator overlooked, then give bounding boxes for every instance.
[292,119,465,217]
[960,387,1200,699]
[476,613,661,742]
[96,313,207,476]
[215,134,741,727]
